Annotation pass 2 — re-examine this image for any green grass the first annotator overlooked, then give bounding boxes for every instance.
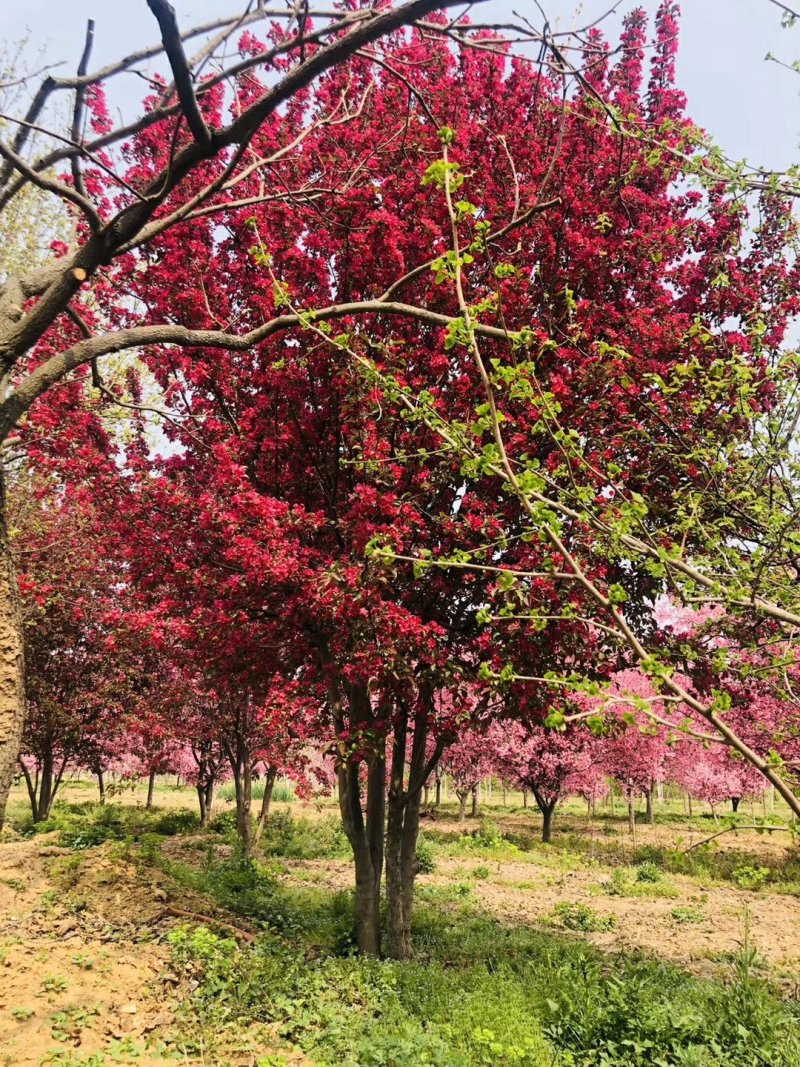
[159,854,800,1066]
[13,794,800,1065]
[127,832,800,1067]
[6,799,201,846]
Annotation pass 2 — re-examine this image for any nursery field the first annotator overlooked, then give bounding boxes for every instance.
[1,781,800,1067]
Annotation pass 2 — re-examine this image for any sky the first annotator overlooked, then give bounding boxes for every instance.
[0,0,797,170]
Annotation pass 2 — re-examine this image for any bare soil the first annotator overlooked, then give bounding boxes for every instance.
[0,834,176,1066]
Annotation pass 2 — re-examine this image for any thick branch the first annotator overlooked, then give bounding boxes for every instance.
[0,299,509,442]
[146,0,212,147]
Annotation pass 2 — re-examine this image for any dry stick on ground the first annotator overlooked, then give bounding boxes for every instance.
[161,905,256,944]
[682,825,792,853]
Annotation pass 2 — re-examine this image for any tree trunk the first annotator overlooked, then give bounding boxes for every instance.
[541,803,555,843]
[20,750,60,823]
[330,678,386,956]
[146,769,156,810]
[252,765,277,849]
[522,788,528,809]
[644,787,654,824]
[97,770,105,805]
[385,706,437,961]
[198,776,215,828]
[457,791,468,823]
[731,796,740,813]
[471,783,479,818]
[434,777,441,807]
[532,787,557,844]
[422,784,429,807]
[233,763,254,858]
[687,793,693,817]
[340,749,384,956]
[0,473,26,832]
[627,796,636,838]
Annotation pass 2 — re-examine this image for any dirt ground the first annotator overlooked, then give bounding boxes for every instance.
[2,781,799,1065]
[0,834,177,1067]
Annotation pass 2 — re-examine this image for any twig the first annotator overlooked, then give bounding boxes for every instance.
[70,20,96,202]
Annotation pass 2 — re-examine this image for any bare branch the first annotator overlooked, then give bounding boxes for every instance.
[146,0,212,148]
[70,19,96,204]
[0,138,102,230]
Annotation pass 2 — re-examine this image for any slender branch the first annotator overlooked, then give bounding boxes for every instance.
[0,138,102,230]
[70,20,96,203]
[0,297,509,441]
[683,824,790,853]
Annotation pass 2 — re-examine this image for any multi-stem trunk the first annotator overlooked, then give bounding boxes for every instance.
[19,748,66,823]
[385,703,439,961]
[0,472,25,831]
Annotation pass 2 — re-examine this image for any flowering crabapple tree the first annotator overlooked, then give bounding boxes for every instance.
[438,727,495,823]
[667,742,766,821]
[492,720,599,842]
[0,0,556,832]
[103,6,749,956]
[12,478,126,821]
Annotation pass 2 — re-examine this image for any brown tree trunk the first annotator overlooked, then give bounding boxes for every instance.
[331,679,386,956]
[457,790,468,823]
[252,765,277,849]
[731,796,740,813]
[628,796,636,837]
[233,763,254,858]
[471,783,479,818]
[339,749,384,956]
[532,787,557,844]
[434,776,441,807]
[19,749,64,823]
[97,769,105,805]
[146,769,156,810]
[385,705,438,961]
[522,788,528,809]
[0,474,25,832]
[198,776,215,828]
[644,787,654,824]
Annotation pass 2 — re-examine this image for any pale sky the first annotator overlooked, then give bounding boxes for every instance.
[0,1,797,170]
